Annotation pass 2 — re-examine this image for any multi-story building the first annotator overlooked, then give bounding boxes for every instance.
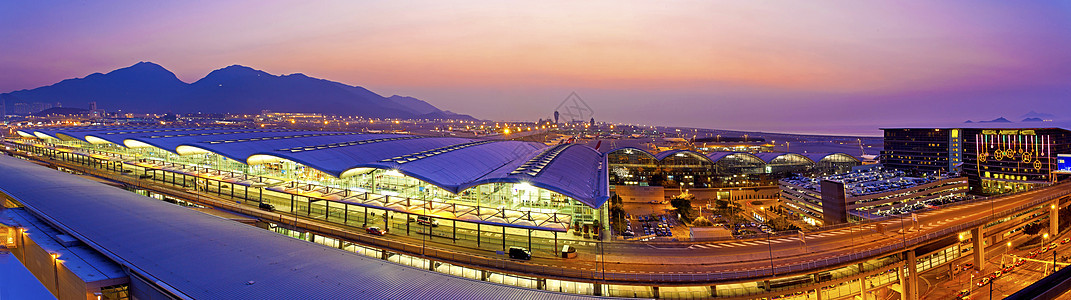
[883,126,1071,194]
[880,128,962,174]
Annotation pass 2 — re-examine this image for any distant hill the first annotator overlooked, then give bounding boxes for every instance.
[979,117,1012,123]
[1020,110,1056,120]
[1,62,476,120]
[33,107,89,116]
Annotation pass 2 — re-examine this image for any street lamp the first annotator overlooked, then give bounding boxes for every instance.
[761,206,775,278]
[50,252,59,294]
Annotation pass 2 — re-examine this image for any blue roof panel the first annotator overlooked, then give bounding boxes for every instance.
[0,155,602,300]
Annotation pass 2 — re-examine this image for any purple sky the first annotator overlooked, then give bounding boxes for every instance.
[3,1,1071,135]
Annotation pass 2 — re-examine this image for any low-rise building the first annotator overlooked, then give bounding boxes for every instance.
[779,166,968,226]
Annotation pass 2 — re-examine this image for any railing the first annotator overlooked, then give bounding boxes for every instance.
[9,140,1071,285]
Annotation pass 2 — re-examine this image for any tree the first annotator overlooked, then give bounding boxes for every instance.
[1024,221,1046,235]
[609,194,627,233]
[768,217,799,232]
[670,190,698,223]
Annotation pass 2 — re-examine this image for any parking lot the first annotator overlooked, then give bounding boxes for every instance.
[617,201,692,240]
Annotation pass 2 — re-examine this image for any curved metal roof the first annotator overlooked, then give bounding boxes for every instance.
[601,146,656,157]
[654,149,711,162]
[26,127,609,208]
[466,144,610,208]
[704,151,764,164]
[0,156,601,300]
[753,152,815,164]
[802,152,861,163]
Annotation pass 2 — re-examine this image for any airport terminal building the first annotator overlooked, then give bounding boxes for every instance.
[8,126,609,254]
[606,148,860,188]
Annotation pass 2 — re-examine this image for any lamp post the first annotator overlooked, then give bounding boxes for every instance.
[50,252,59,298]
[1045,233,1052,275]
[421,187,428,258]
[762,206,775,277]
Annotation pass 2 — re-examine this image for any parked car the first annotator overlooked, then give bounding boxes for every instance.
[508,246,532,260]
[414,215,439,227]
[366,226,387,236]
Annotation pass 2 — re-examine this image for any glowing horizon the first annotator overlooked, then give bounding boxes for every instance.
[3,1,1070,135]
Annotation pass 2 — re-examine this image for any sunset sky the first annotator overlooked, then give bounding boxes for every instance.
[3,1,1071,135]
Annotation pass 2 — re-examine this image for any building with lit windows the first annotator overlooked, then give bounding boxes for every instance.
[882,127,1071,195]
[8,126,609,254]
[881,128,963,174]
[779,166,968,226]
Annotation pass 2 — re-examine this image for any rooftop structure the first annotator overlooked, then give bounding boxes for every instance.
[780,166,969,226]
[606,148,860,187]
[9,126,609,257]
[0,154,601,300]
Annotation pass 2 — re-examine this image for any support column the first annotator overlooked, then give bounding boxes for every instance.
[858,263,867,299]
[815,288,824,300]
[651,286,659,299]
[709,285,717,298]
[480,270,490,281]
[972,226,985,271]
[905,251,918,300]
[1051,202,1060,238]
[593,283,602,296]
[896,267,906,300]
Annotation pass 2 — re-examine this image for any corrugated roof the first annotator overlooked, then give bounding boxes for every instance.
[802,152,860,163]
[468,144,610,208]
[25,127,609,208]
[752,152,814,164]
[0,155,604,300]
[653,149,710,162]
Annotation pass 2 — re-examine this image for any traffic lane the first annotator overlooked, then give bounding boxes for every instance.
[86,157,1071,277]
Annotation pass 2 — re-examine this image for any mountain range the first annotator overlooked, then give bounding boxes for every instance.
[0,62,475,120]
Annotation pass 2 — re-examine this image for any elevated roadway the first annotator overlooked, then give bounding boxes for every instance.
[7,142,1070,299]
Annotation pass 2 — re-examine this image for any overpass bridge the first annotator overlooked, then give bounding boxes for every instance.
[5,140,1070,299]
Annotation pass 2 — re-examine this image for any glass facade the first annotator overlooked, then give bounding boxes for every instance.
[7,137,604,255]
[883,127,1071,195]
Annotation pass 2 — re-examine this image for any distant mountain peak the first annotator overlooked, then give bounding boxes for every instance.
[194,65,272,85]
[132,61,163,68]
[106,61,176,76]
[979,117,1012,123]
[1020,110,1056,120]
[1,62,476,120]
[215,64,266,74]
